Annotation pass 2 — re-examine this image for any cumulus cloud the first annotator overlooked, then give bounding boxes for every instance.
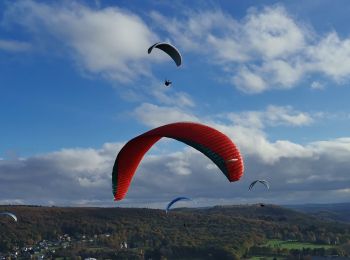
[225,105,313,129]
[309,138,350,162]
[310,81,325,90]
[0,142,122,206]
[306,32,350,81]
[4,2,350,92]
[132,102,314,164]
[3,0,157,82]
[150,88,195,108]
[210,124,313,164]
[2,133,350,206]
[151,5,350,93]
[0,39,31,52]
[242,6,306,60]
[233,66,267,93]
[133,103,199,127]
[0,100,349,206]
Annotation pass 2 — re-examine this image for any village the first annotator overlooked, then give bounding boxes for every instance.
[0,233,129,259]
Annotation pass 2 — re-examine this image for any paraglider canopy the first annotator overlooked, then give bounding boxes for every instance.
[166,197,192,213]
[112,122,244,201]
[0,212,17,222]
[249,180,270,190]
[148,42,182,67]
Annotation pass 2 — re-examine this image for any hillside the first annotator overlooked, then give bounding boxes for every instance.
[1,204,350,259]
[285,203,350,223]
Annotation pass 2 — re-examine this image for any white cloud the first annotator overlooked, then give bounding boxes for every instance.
[243,6,306,59]
[309,138,350,162]
[210,123,313,164]
[264,105,313,126]
[41,148,108,173]
[1,115,350,206]
[233,67,267,93]
[225,105,313,128]
[2,133,350,206]
[0,142,123,205]
[0,102,325,205]
[207,34,249,63]
[233,60,303,93]
[132,103,314,164]
[150,10,238,53]
[4,0,157,82]
[133,103,199,127]
[0,39,31,52]
[260,60,303,88]
[5,3,350,92]
[165,152,192,176]
[306,32,350,81]
[310,81,325,90]
[150,86,195,107]
[151,5,350,93]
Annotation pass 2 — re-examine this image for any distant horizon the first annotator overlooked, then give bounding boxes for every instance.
[2,201,350,209]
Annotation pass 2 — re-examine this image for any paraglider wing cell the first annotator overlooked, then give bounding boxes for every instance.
[166,196,191,213]
[112,122,244,201]
[148,42,182,66]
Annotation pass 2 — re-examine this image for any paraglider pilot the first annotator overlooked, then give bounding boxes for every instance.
[164,79,172,87]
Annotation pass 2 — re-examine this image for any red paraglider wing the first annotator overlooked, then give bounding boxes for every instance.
[112,122,244,200]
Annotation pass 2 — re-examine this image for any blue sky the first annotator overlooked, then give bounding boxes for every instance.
[1,0,350,207]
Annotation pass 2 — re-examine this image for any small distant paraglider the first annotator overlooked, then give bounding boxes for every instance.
[164,79,172,87]
[0,212,17,222]
[148,42,182,87]
[148,42,182,67]
[166,197,192,214]
[249,180,270,191]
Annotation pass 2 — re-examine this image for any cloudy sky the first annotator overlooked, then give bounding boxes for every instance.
[1,0,350,208]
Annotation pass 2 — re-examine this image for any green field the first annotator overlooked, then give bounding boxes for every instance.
[262,239,334,250]
[248,239,335,259]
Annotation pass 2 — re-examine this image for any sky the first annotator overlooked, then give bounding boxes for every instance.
[1,0,350,208]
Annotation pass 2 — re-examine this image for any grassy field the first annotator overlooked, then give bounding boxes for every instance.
[262,239,334,250]
[248,239,335,259]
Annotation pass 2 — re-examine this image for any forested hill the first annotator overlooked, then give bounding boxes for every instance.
[1,204,350,259]
[285,202,350,223]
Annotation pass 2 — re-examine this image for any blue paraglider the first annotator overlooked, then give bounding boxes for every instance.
[166,197,192,213]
